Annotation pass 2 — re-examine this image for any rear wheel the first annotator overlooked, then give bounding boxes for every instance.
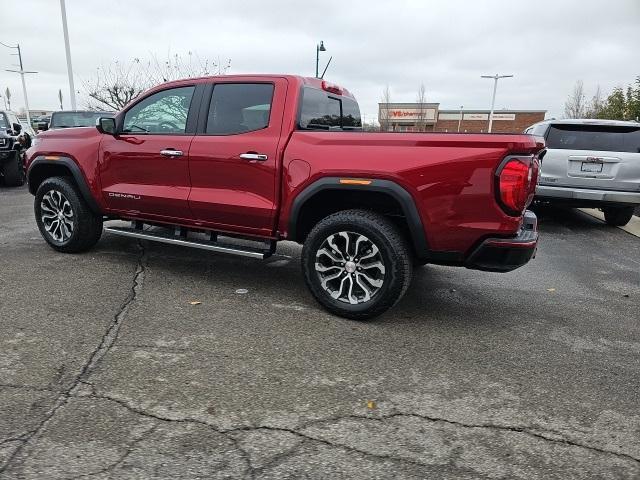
[35,177,103,252]
[302,209,413,320]
[2,152,26,187]
[602,206,634,226]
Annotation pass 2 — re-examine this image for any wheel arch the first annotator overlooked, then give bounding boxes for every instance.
[27,156,102,215]
[287,177,429,256]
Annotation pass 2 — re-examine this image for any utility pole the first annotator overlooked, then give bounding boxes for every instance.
[2,42,37,126]
[481,74,513,133]
[457,105,463,132]
[60,0,77,109]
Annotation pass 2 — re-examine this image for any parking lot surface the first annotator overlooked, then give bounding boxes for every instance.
[1,185,639,479]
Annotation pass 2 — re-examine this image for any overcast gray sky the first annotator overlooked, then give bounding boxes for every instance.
[2,0,639,120]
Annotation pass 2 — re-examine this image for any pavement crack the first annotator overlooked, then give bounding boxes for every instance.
[0,242,147,476]
[64,425,158,479]
[84,392,254,479]
[0,383,59,394]
[303,411,640,466]
[72,241,147,386]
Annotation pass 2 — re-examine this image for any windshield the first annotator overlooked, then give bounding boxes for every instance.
[547,124,640,153]
[50,111,107,129]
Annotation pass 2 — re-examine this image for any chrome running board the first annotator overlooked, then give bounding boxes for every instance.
[104,225,274,259]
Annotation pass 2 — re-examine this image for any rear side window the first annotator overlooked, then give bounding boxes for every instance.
[0,114,7,130]
[298,87,362,130]
[206,83,274,135]
[547,125,640,153]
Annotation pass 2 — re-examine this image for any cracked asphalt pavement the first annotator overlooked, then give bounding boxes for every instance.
[1,185,639,479]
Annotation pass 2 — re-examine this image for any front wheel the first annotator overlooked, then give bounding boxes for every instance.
[602,206,634,227]
[35,177,103,253]
[302,209,413,320]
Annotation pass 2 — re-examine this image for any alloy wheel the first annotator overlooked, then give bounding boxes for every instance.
[315,231,386,305]
[41,190,74,242]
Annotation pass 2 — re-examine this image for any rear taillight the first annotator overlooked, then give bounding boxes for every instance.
[496,155,535,216]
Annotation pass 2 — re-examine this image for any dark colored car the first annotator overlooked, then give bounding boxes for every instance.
[0,110,31,186]
[25,75,544,319]
[48,110,113,130]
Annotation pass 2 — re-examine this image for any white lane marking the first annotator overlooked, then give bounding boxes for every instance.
[578,209,640,238]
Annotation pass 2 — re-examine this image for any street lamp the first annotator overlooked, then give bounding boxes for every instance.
[1,41,37,126]
[481,74,513,133]
[315,41,326,78]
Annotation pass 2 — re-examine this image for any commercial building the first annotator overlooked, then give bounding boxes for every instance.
[378,103,546,133]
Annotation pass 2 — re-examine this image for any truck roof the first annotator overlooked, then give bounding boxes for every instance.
[156,74,357,100]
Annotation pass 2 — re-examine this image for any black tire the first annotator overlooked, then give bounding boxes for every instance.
[34,176,103,253]
[302,209,413,320]
[2,151,26,187]
[602,206,634,227]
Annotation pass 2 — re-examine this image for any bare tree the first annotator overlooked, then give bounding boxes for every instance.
[564,80,587,118]
[415,83,427,132]
[585,85,603,118]
[84,52,231,111]
[379,85,392,132]
[5,87,11,110]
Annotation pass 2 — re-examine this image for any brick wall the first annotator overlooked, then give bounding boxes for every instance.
[434,112,546,133]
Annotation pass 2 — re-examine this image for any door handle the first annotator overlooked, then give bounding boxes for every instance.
[160,149,183,157]
[239,153,268,161]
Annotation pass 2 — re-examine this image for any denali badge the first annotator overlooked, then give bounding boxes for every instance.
[108,192,141,200]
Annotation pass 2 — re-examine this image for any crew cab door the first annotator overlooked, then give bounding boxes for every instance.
[99,85,199,220]
[187,78,288,236]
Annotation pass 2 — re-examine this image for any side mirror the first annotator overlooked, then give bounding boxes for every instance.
[96,117,116,135]
[12,123,22,134]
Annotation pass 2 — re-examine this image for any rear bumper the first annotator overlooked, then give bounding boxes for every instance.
[465,210,538,272]
[536,184,640,206]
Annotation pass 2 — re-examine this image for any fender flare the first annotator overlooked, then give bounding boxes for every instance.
[27,156,102,215]
[288,177,429,255]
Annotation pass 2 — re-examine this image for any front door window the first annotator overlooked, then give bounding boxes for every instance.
[123,86,194,134]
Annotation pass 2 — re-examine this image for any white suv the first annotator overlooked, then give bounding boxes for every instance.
[526,119,640,226]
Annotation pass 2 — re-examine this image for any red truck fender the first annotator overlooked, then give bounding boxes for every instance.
[27,155,103,215]
[286,176,430,256]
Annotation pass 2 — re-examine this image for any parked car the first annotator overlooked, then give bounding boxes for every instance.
[25,75,543,319]
[32,115,51,132]
[526,119,640,226]
[0,110,31,186]
[48,110,112,130]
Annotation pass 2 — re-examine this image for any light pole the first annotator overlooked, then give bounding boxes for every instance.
[315,41,326,78]
[481,74,513,133]
[1,42,37,126]
[59,0,77,110]
[457,105,463,132]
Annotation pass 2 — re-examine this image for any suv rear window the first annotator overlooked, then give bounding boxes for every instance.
[298,87,362,131]
[546,124,640,153]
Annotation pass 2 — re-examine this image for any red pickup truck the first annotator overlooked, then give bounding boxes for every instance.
[25,75,543,319]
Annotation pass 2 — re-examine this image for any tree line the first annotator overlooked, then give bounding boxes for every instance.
[564,77,640,121]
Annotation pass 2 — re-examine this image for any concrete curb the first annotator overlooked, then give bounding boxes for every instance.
[578,209,640,238]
